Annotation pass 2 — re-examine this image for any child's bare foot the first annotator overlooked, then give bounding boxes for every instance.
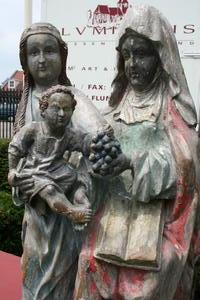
[52,201,92,223]
[68,206,92,224]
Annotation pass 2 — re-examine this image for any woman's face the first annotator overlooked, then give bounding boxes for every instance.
[121,35,160,91]
[26,33,62,86]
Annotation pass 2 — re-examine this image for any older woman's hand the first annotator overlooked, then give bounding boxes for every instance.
[105,153,132,176]
[89,131,124,176]
[89,147,132,178]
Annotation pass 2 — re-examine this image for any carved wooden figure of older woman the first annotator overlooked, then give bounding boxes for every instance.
[13,23,108,300]
[74,6,200,300]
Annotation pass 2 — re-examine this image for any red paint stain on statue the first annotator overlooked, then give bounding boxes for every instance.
[88,206,106,273]
[118,269,146,296]
[163,99,197,255]
[131,270,146,285]
[89,280,98,294]
[103,270,112,286]
[89,256,97,273]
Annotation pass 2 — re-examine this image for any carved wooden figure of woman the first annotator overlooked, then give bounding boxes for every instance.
[74,6,200,300]
[13,23,107,300]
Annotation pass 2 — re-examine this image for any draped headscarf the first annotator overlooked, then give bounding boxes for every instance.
[110,5,197,127]
[14,22,71,134]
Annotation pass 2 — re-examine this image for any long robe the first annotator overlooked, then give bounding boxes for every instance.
[74,95,200,300]
[14,87,107,300]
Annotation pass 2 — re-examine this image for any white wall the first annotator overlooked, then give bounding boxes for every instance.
[41,0,200,115]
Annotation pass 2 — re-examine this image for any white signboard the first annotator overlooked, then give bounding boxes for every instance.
[41,0,200,112]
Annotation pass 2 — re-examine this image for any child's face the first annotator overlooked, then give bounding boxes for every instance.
[44,92,74,128]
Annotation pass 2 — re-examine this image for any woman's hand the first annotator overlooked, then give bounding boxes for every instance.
[8,169,19,187]
[89,131,124,176]
[104,153,132,177]
[8,170,34,198]
[89,153,132,178]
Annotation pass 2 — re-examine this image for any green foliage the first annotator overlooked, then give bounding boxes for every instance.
[0,191,23,256]
[0,139,11,193]
[0,139,23,256]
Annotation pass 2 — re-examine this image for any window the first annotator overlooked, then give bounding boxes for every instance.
[9,80,15,89]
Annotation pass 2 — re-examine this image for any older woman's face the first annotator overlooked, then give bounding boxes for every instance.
[27,33,62,86]
[121,36,160,91]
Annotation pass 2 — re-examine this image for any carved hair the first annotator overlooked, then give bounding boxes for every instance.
[14,23,71,134]
[109,27,163,107]
[39,85,77,112]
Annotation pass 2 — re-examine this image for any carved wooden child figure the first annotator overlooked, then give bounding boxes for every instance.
[8,85,92,225]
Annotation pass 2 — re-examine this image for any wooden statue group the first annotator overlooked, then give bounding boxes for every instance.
[8,5,200,300]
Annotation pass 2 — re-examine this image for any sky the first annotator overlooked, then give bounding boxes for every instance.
[0,0,41,84]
